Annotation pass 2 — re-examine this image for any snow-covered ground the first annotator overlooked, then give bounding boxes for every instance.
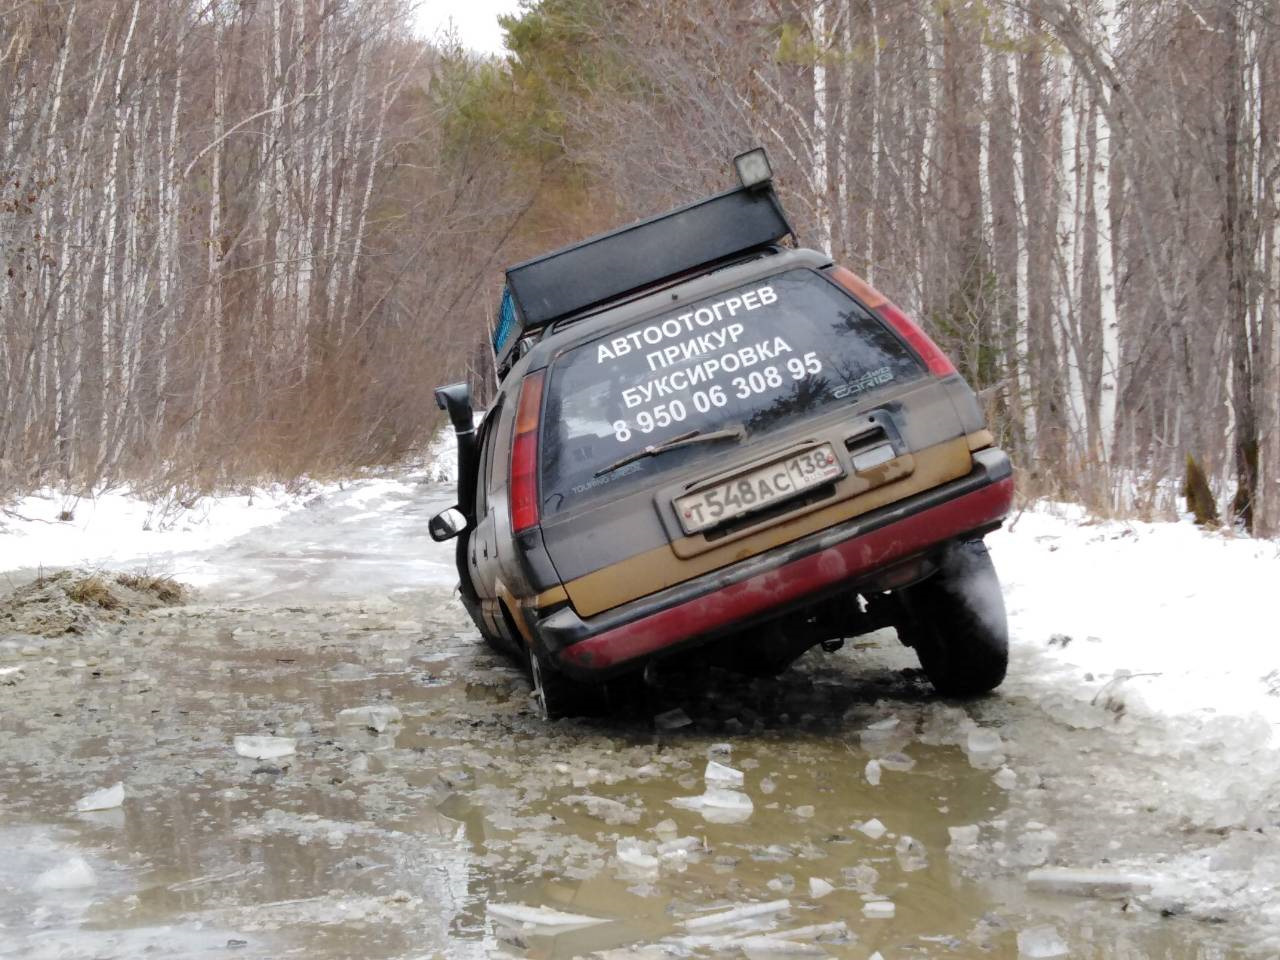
[5,457,1280,952]
[991,503,1280,735]
[3,462,1277,735]
[0,481,338,578]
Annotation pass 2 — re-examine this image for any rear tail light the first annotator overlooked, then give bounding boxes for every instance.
[510,370,545,533]
[829,266,956,377]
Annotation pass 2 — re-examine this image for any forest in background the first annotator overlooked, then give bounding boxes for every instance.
[1,0,1277,534]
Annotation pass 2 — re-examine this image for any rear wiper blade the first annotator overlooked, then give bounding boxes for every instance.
[595,426,745,478]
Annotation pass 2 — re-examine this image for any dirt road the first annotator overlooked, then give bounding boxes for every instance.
[0,473,1269,958]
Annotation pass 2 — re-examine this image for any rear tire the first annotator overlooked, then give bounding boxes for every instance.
[897,540,1008,697]
[528,643,607,720]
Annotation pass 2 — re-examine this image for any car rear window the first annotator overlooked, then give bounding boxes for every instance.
[538,267,924,517]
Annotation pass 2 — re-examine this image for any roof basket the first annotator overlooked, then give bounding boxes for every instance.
[496,148,792,372]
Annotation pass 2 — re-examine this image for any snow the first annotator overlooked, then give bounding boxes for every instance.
[8,452,1280,946]
[990,503,1280,733]
[5,444,1277,739]
[0,481,335,575]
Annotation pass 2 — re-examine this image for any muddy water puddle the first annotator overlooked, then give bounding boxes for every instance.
[0,596,1250,958]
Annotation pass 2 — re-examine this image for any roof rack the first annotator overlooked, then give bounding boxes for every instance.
[495,148,792,371]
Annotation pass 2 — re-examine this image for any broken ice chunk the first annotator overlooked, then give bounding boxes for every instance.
[768,874,796,894]
[658,836,701,858]
[808,877,834,898]
[965,729,1005,768]
[1011,828,1059,867]
[1016,925,1069,957]
[616,838,659,879]
[993,766,1018,789]
[34,856,97,890]
[75,782,124,812]
[859,716,900,746]
[1025,867,1155,899]
[233,735,296,760]
[737,937,825,958]
[793,805,815,819]
[336,704,402,732]
[862,900,895,919]
[705,760,745,787]
[670,788,754,824]
[746,921,849,944]
[948,824,980,848]
[562,794,640,824]
[841,864,878,892]
[864,759,881,786]
[654,707,692,730]
[857,818,887,840]
[895,835,928,872]
[653,818,679,841]
[486,901,610,933]
[682,899,790,931]
[878,751,915,773]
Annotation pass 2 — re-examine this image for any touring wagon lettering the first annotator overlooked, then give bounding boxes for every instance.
[831,365,895,400]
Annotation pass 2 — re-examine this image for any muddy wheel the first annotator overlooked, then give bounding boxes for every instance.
[898,540,1008,697]
[527,643,606,720]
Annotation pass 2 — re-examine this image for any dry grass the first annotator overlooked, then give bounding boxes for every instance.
[114,572,186,604]
[64,575,122,610]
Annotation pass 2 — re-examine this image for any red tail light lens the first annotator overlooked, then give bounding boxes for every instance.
[510,370,545,533]
[829,266,956,377]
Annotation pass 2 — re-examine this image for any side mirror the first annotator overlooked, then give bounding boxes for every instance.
[428,507,468,542]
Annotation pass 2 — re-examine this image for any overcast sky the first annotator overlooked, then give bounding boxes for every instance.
[413,0,522,56]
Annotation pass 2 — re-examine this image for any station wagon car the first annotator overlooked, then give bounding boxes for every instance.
[430,149,1014,719]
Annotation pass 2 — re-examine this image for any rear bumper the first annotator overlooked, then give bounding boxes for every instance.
[538,447,1013,679]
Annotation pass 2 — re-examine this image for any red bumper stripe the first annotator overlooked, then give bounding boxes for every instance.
[558,476,1014,672]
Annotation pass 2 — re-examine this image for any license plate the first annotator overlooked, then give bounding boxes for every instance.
[675,444,843,534]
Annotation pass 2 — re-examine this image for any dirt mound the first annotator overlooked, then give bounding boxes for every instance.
[0,570,189,637]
